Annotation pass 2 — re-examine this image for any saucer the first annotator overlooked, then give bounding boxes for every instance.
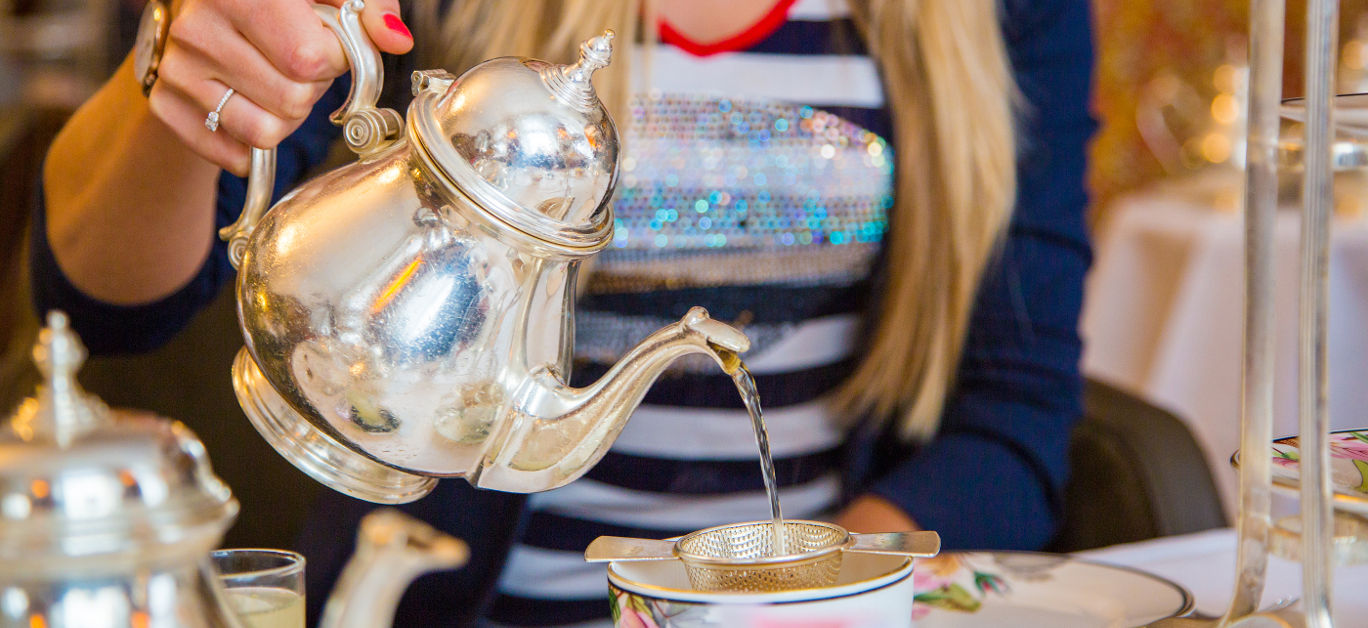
[1233,428,1368,515]
[914,551,1193,628]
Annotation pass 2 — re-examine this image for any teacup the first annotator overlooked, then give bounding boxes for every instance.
[211,549,306,628]
[607,552,916,628]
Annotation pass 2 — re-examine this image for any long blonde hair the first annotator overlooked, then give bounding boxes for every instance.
[417,0,1017,441]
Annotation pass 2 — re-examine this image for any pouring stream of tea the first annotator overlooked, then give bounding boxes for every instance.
[713,345,787,556]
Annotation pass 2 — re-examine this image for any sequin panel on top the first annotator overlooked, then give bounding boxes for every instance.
[588,95,892,294]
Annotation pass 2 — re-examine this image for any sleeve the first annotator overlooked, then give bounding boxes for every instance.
[866,0,1097,550]
[30,78,350,355]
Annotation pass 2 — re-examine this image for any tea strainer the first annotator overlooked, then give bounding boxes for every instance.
[584,520,940,593]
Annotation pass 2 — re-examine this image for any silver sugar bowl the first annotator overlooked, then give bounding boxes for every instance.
[0,312,243,627]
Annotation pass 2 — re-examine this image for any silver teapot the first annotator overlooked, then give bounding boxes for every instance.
[0,313,469,628]
[218,0,749,504]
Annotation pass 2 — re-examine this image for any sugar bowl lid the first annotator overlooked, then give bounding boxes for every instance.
[0,312,237,570]
[409,31,619,254]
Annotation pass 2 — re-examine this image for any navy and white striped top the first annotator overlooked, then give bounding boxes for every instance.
[488,0,894,624]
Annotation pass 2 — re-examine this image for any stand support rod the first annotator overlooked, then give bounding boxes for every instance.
[1225,0,1284,621]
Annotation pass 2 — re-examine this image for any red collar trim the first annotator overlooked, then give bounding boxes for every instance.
[658,0,799,57]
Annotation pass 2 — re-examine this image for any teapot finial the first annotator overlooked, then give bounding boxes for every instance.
[542,30,615,112]
[573,29,615,77]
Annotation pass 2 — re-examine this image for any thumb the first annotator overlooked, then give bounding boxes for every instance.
[358,0,414,55]
[316,0,414,56]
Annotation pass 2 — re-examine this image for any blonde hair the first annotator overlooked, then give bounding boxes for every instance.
[418,0,1017,441]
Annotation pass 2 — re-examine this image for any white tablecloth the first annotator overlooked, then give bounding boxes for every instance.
[1078,528,1368,625]
[1080,176,1368,518]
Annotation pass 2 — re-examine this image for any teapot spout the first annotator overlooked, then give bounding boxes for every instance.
[318,509,469,628]
[475,307,749,493]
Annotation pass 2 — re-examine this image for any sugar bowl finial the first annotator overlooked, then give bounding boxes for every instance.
[34,311,86,386]
[21,311,106,445]
[542,29,615,112]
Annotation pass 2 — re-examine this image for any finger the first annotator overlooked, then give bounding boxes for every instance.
[203,79,296,152]
[362,0,414,55]
[226,0,350,82]
[160,54,296,152]
[315,0,413,55]
[157,45,309,152]
[147,79,252,175]
[161,27,331,125]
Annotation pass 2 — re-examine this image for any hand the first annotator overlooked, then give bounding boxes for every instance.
[834,494,920,533]
[148,0,414,176]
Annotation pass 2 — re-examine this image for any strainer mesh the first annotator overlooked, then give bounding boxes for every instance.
[674,521,848,592]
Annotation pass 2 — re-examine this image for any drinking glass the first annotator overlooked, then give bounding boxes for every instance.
[211,549,306,628]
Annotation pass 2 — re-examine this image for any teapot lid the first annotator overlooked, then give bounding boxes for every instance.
[409,31,619,254]
[0,312,237,571]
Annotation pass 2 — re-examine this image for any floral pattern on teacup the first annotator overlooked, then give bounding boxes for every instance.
[611,587,707,628]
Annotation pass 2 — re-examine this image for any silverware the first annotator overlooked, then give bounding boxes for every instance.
[212,0,749,504]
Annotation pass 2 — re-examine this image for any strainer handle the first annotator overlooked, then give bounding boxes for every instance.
[848,530,941,557]
[584,536,678,563]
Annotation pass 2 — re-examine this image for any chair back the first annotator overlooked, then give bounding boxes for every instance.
[1050,379,1228,552]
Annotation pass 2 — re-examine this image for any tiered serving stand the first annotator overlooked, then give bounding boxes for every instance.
[1190,0,1368,626]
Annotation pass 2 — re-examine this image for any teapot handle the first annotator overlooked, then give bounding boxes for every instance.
[219,0,404,269]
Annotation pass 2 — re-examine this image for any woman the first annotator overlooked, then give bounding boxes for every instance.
[34,0,1095,624]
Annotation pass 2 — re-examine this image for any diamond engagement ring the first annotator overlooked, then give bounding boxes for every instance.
[205,87,235,132]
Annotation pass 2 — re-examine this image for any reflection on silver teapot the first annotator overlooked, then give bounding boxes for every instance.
[218,1,750,504]
[0,313,469,628]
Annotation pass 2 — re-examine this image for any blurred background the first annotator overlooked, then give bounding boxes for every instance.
[3,0,1368,550]
[1090,0,1368,213]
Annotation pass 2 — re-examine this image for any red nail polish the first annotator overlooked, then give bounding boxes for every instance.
[383,13,411,39]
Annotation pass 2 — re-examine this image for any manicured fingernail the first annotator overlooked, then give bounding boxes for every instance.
[383,13,411,39]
